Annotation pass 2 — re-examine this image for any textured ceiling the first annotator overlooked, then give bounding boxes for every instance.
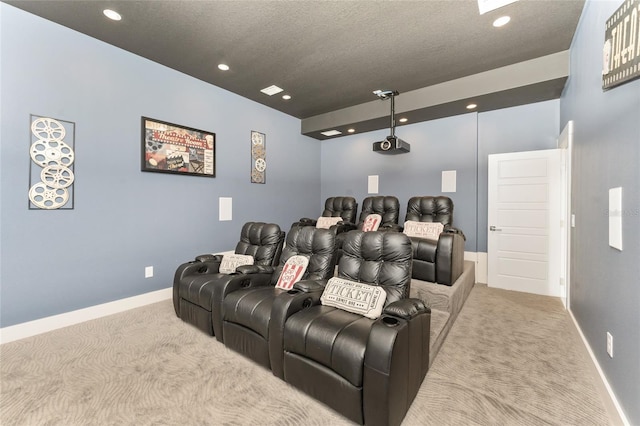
[4,0,585,138]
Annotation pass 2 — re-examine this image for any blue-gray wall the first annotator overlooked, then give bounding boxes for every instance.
[560,0,640,423]
[320,101,559,254]
[0,5,321,327]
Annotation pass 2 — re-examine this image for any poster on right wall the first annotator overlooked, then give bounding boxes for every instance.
[602,0,640,90]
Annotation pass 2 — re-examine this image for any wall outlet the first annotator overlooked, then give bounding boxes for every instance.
[145,266,154,278]
[606,332,613,358]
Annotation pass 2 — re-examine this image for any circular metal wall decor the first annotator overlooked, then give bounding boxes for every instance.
[40,165,75,189]
[28,115,75,210]
[31,117,66,141]
[28,182,69,210]
[250,130,266,184]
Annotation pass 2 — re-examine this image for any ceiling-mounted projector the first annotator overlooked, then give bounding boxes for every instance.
[373,136,411,154]
[372,90,410,154]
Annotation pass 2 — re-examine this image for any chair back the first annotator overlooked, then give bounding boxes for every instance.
[321,196,358,224]
[338,231,412,305]
[272,225,337,283]
[234,222,285,266]
[358,196,400,228]
[405,196,454,226]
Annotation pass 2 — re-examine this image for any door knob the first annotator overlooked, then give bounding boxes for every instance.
[490,226,502,231]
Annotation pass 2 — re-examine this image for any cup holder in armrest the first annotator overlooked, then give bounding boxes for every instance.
[382,316,399,327]
[287,289,300,295]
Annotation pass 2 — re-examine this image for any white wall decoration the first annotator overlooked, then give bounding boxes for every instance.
[251,130,266,184]
[28,115,75,209]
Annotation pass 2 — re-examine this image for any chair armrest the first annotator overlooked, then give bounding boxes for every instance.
[443,226,466,241]
[383,298,430,320]
[364,299,431,424]
[210,272,274,341]
[293,279,327,293]
[172,257,222,316]
[297,217,317,227]
[379,223,403,232]
[335,221,357,233]
[269,285,325,378]
[236,265,276,274]
[436,232,465,285]
[195,254,223,262]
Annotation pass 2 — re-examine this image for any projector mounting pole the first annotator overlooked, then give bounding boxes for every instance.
[389,93,396,138]
[374,90,400,138]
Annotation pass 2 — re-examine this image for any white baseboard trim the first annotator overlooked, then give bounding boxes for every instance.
[0,287,172,345]
[568,309,629,426]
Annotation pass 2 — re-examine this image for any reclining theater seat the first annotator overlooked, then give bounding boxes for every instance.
[335,195,400,254]
[281,231,431,426]
[173,222,285,338]
[295,196,358,230]
[222,224,337,370]
[404,196,465,285]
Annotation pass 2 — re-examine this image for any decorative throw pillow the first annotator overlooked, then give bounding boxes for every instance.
[316,216,343,229]
[403,221,444,241]
[275,255,310,290]
[320,277,387,319]
[361,213,382,232]
[219,254,254,274]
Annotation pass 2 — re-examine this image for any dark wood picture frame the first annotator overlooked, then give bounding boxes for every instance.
[141,117,215,177]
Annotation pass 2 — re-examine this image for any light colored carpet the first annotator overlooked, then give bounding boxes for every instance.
[1,285,613,425]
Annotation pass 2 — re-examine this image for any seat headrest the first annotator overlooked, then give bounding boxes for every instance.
[405,196,453,226]
[359,196,400,226]
[274,225,337,282]
[322,196,358,224]
[338,231,412,305]
[235,222,285,266]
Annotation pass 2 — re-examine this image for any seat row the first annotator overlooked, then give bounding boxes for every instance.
[298,195,465,285]
[173,224,430,426]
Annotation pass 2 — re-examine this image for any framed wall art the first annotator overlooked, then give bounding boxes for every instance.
[141,117,215,177]
[251,130,266,184]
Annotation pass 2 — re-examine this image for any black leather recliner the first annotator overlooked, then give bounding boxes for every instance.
[173,222,285,339]
[221,224,337,371]
[404,196,465,285]
[335,195,400,256]
[281,231,431,426]
[296,196,358,230]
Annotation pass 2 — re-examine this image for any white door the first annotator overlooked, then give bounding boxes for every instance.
[488,149,562,297]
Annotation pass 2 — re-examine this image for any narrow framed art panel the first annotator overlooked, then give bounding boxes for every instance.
[251,130,266,184]
[28,115,76,210]
[141,117,215,177]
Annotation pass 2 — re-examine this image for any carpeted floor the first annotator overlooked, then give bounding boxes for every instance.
[0,285,615,425]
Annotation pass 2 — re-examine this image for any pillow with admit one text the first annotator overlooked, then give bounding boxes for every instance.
[219,254,254,274]
[361,214,382,232]
[403,221,444,241]
[275,255,309,290]
[316,216,343,229]
[320,277,387,319]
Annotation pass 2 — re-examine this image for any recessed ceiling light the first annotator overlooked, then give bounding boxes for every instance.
[466,103,478,110]
[493,16,511,27]
[321,130,342,137]
[399,118,408,123]
[217,64,230,71]
[282,94,291,100]
[103,9,122,21]
[348,128,355,133]
[260,85,284,96]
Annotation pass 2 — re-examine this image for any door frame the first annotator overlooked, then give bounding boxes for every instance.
[557,120,574,309]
